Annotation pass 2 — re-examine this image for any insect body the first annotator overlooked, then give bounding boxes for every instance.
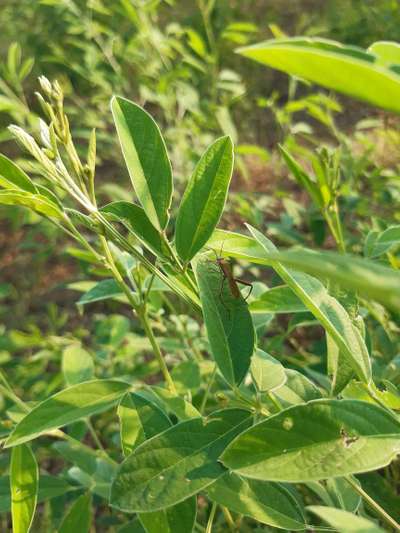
[215,257,253,300]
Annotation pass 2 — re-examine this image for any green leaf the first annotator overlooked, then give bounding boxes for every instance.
[62,344,94,385]
[5,380,131,448]
[247,226,371,387]
[366,225,400,258]
[0,155,36,193]
[100,201,169,259]
[139,497,196,533]
[237,37,400,113]
[77,279,124,306]
[368,41,400,67]
[0,190,63,219]
[251,349,286,392]
[358,472,400,523]
[307,506,385,533]
[252,246,400,313]
[325,477,361,513]
[0,475,73,514]
[343,381,400,411]
[170,360,201,393]
[10,444,38,533]
[274,369,321,408]
[175,136,234,263]
[111,96,173,231]
[196,258,255,386]
[117,519,145,533]
[249,285,307,314]
[149,386,201,421]
[53,440,116,499]
[110,408,251,512]
[207,473,306,530]
[279,146,323,207]
[118,392,171,456]
[221,399,400,482]
[58,493,91,533]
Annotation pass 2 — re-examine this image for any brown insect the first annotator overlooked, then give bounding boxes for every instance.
[215,256,253,301]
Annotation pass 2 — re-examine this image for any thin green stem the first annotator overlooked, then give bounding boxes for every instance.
[0,384,29,414]
[221,506,236,532]
[63,214,103,261]
[232,385,270,417]
[205,502,217,533]
[200,366,217,414]
[330,202,346,253]
[139,308,177,395]
[94,212,201,311]
[86,419,106,453]
[345,476,400,531]
[163,238,199,296]
[267,391,283,412]
[99,235,139,309]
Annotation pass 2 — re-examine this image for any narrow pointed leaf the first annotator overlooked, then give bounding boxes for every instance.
[175,136,234,263]
[221,399,400,482]
[0,190,63,219]
[263,247,400,313]
[237,37,400,113]
[10,444,38,533]
[111,96,172,230]
[0,154,36,192]
[307,506,385,533]
[0,476,73,514]
[77,279,124,306]
[247,226,371,386]
[58,493,91,533]
[207,473,306,530]
[100,201,169,258]
[279,146,323,207]
[139,497,196,533]
[196,258,255,385]
[249,285,307,314]
[118,392,171,456]
[110,408,251,512]
[209,227,400,313]
[5,380,131,448]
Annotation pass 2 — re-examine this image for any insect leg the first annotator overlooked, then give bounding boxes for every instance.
[235,278,253,300]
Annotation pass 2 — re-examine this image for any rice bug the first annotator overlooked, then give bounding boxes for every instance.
[216,256,253,300]
[210,245,253,301]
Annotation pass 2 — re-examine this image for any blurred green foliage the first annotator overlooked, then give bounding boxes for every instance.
[0,1,400,531]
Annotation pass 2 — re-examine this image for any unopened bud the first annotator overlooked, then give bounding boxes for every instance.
[38,76,52,96]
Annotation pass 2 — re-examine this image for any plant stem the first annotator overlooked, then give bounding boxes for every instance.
[221,506,236,532]
[267,391,283,412]
[99,235,176,393]
[205,502,217,533]
[86,419,106,453]
[95,212,201,311]
[200,366,217,414]
[325,202,346,253]
[139,308,177,395]
[0,384,29,413]
[345,476,400,531]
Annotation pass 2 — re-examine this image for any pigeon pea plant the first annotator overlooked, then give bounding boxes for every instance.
[1,38,400,532]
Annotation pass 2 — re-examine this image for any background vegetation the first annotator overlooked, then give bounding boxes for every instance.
[0,1,400,532]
